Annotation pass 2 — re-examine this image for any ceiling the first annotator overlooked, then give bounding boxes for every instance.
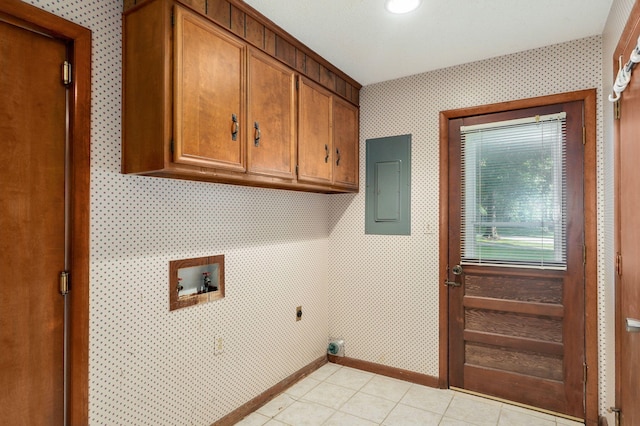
[243,0,614,86]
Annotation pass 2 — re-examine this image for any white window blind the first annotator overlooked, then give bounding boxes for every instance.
[460,112,567,269]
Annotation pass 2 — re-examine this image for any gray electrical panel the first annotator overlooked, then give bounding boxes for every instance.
[365,134,411,235]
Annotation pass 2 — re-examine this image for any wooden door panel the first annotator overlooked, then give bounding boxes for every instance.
[465,343,563,380]
[298,77,332,185]
[0,19,67,425]
[616,12,640,422]
[464,366,569,413]
[174,6,246,171]
[447,101,585,419]
[460,267,567,395]
[465,273,563,303]
[247,49,296,179]
[465,307,563,343]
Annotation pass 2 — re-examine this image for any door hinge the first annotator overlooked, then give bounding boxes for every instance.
[582,127,586,145]
[616,253,622,276]
[609,406,621,426]
[59,271,69,295]
[583,362,588,411]
[614,99,621,120]
[62,61,72,86]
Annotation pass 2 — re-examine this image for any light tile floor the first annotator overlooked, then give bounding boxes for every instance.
[235,363,585,426]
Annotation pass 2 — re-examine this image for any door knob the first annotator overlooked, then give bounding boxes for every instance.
[626,318,640,333]
[452,265,463,275]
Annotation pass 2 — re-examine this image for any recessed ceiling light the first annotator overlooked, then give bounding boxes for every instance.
[385,0,422,14]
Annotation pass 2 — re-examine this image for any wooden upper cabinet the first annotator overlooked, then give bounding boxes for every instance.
[122,0,359,193]
[247,48,297,179]
[298,77,333,185]
[332,96,359,190]
[298,77,359,189]
[174,6,246,172]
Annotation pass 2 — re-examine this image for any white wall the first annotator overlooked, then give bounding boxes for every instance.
[328,35,608,410]
[25,1,330,424]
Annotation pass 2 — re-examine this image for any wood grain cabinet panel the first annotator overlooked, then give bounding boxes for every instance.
[174,7,246,172]
[297,77,333,185]
[247,48,296,179]
[123,0,359,193]
[332,96,359,190]
[297,77,359,190]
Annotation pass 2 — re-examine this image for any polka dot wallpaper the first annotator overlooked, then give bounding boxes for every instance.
[21,0,620,423]
[328,35,607,411]
[26,1,330,424]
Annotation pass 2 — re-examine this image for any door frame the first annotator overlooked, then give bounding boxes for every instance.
[0,1,91,424]
[438,90,598,425]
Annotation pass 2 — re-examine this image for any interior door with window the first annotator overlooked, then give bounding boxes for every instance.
[446,100,586,419]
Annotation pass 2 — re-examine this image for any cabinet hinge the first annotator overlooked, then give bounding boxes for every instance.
[582,127,586,145]
[295,164,299,176]
[616,253,622,276]
[614,99,621,120]
[62,61,72,86]
[171,11,175,27]
[296,78,299,90]
[170,139,174,154]
[59,271,69,295]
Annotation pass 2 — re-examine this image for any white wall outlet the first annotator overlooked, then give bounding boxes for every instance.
[214,335,224,355]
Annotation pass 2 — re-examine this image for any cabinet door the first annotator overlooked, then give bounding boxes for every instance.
[332,97,359,189]
[174,6,246,172]
[298,77,332,185]
[247,48,296,179]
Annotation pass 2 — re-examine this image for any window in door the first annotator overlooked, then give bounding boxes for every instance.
[460,112,567,269]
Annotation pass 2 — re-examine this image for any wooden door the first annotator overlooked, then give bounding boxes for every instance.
[173,5,246,172]
[332,97,359,190]
[614,6,640,424]
[247,48,296,179]
[616,79,640,425]
[447,101,586,419]
[298,77,333,185]
[0,17,68,425]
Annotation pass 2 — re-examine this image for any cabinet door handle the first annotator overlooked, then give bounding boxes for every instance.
[324,144,329,163]
[254,122,261,147]
[336,148,341,166]
[231,114,239,141]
